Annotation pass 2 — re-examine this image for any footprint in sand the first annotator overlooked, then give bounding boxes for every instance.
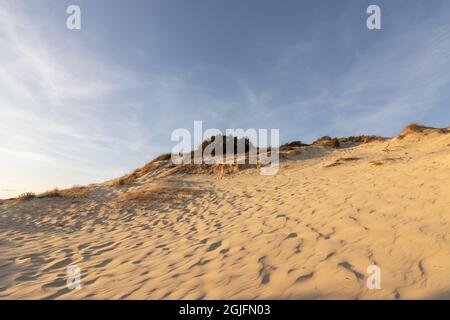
[15,256,31,264]
[206,241,222,252]
[93,258,113,268]
[295,272,314,283]
[338,261,364,280]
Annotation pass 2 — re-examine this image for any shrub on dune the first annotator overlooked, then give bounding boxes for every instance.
[200,135,255,156]
[398,123,448,139]
[17,192,36,201]
[338,135,385,144]
[313,136,340,148]
[281,140,308,151]
[401,123,427,135]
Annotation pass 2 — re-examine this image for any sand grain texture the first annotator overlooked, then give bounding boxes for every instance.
[1,130,449,299]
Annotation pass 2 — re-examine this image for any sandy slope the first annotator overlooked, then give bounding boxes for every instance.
[0,129,449,299]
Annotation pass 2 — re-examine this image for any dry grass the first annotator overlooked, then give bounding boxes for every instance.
[107,123,447,186]
[280,140,308,152]
[282,140,308,148]
[313,136,340,148]
[111,152,256,186]
[61,186,89,197]
[404,123,427,133]
[150,153,172,163]
[200,135,255,156]
[214,163,241,178]
[37,189,61,198]
[398,123,427,139]
[17,192,36,201]
[37,186,89,199]
[280,145,295,151]
[110,164,157,186]
[111,153,172,186]
[171,162,248,178]
[398,123,448,139]
[339,135,385,144]
[111,173,139,186]
[121,186,202,203]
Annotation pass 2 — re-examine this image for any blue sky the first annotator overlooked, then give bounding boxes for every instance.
[1,0,450,198]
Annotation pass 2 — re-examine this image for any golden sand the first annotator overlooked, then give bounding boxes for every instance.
[0,128,449,299]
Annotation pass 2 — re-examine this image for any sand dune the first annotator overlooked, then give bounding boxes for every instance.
[0,126,449,299]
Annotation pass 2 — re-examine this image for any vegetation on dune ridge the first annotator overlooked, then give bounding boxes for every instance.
[338,135,386,144]
[200,134,255,156]
[16,186,88,202]
[17,192,36,201]
[312,136,340,148]
[106,125,450,186]
[11,124,449,197]
[280,140,308,151]
[112,135,258,186]
[121,186,202,202]
[398,123,448,139]
[111,155,168,186]
[37,186,88,199]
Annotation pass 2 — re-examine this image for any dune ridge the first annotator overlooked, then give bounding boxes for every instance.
[0,125,449,299]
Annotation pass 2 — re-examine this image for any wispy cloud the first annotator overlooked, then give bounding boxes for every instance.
[2,1,450,197]
[0,2,148,197]
[328,20,450,136]
[229,6,450,141]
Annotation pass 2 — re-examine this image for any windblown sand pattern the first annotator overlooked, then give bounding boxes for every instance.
[0,127,449,299]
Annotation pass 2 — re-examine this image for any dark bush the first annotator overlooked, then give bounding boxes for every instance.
[313,136,340,148]
[200,135,255,156]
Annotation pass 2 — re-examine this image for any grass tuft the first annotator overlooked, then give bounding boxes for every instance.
[398,123,448,139]
[37,186,89,199]
[17,192,36,201]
